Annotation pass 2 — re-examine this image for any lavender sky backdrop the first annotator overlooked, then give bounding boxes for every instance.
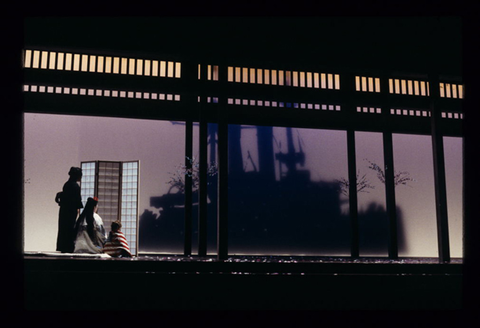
[24,113,462,257]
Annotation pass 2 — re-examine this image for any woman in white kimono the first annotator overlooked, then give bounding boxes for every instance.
[73,197,107,253]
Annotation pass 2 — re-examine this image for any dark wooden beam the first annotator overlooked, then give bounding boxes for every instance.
[217,68,229,260]
[347,129,359,258]
[429,73,451,263]
[197,63,209,257]
[383,131,398,259]
[217,109,229,260]
[184,119,193,256]
[380,73,399,259]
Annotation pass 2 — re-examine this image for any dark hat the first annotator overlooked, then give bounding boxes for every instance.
[68,167,83,177]
[86,197,99,206]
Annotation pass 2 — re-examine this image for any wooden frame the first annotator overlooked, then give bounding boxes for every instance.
[24,47,463,262]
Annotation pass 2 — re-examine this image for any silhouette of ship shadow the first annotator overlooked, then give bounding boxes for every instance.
[140,124,406,256]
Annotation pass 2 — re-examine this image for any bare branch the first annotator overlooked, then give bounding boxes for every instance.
[166,156,218,193]
[364,158,415,187]
[336,171,374,196]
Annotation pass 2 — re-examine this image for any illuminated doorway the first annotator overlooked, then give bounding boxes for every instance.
[80,160,139,255]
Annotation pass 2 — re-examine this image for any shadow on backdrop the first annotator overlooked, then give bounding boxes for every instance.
[140,124,406,256]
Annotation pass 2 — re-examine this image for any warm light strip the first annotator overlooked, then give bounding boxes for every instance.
[23,49,181,78]
[439,82,464,99]
[306,72,312,88]
[389,78,430,96]
[205,65,219,81]
[41,51,48,69]
[97,56,104,73]
[175,62,181,78]
[152,61,158,77]
[167,62,174,78]
[24,50,32,68]
[144,60,151,76]
[48,52,56,69]
[32,50,40,68]
[228,66,340,90]
[355,76,381,93]
[235,67,241,82]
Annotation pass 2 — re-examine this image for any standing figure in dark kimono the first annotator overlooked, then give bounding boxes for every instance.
[55,167,83,253]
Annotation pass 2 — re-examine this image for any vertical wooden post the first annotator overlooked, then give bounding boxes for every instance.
[198,63,208,257]
[184,119,193,256]
[342,71,359,258]
[429,73,451,263]
[380,74,398,259]
[217,111,229,261]
[383,131,398,259]
[347,129,359,258]
[217,63,229,261]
